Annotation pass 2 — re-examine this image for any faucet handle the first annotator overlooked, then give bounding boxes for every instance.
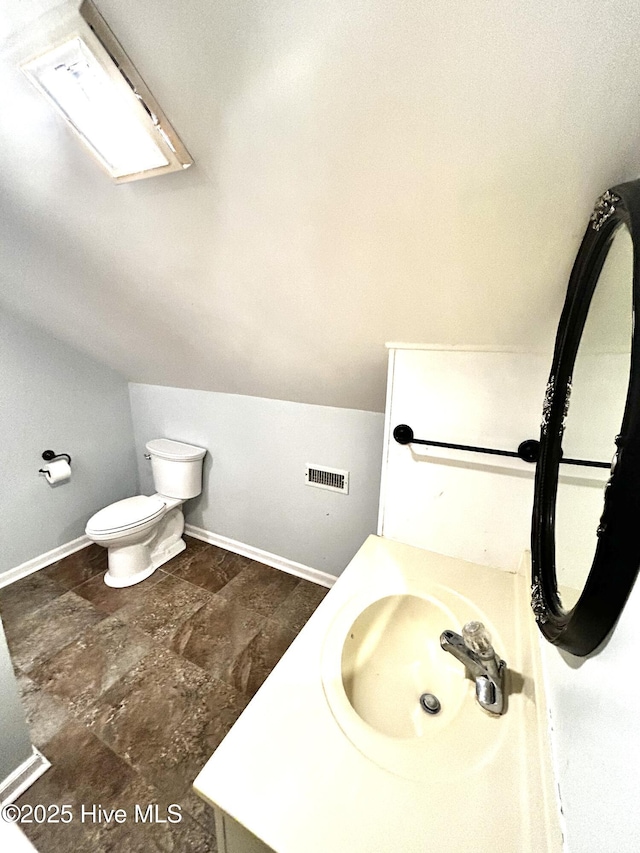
[462,621,495,659]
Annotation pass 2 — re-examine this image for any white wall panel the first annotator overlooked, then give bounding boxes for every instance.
[379,347,549,570]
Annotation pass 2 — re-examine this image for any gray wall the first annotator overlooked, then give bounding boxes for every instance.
[129,384,384,576]
[0,309,138,574]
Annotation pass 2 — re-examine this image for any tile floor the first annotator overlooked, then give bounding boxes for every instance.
[0,537,329,853]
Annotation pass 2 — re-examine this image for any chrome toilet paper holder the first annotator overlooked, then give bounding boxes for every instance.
[39,449,72,473]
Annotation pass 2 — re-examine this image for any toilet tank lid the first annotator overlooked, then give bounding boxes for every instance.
[146,438,207,461]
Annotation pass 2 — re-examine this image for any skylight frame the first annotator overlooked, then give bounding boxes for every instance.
[19,0,193,183]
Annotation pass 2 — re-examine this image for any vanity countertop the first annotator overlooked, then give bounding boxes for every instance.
[194,535,562,853]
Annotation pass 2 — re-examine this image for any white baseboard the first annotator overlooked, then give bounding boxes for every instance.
[0,747,50,807]
[0,536,91,590]
[1,528,338,591]
[184,525,337,589]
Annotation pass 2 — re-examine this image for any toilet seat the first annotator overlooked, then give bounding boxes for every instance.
[86,495,166,536]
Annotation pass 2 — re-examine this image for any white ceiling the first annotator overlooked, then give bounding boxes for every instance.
[2,0,640,412]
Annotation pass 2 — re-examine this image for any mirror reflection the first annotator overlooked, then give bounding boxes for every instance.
[554,224,633,610]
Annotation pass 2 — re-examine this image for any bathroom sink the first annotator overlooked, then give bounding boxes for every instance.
[341,594,466,738]
[321,586,507,780]
[195,536,561,853]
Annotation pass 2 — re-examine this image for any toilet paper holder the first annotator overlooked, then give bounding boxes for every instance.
[39,449,72,473]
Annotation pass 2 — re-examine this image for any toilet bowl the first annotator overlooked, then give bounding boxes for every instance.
[85,439,206,588]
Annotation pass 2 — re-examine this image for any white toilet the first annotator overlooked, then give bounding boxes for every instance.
[85,438,207,588]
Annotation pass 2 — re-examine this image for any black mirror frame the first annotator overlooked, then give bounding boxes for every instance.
[531,180,640,656]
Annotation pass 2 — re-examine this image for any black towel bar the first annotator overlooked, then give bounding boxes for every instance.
[392,425,610,469]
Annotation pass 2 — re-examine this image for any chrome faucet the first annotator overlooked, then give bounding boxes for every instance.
[440,621,506,715]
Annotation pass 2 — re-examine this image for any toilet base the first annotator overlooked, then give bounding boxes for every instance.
[102,506,186,588]
[104,562,157,588]
[104,537,187,588]
[151,536,187,571]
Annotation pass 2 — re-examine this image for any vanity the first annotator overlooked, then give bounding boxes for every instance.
[194,536,561,853]
[195,180,640,852]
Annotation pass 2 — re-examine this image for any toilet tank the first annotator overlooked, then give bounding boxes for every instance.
[146,439,207,499]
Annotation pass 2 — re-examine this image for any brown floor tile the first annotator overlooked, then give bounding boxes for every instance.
[83,647,248,805]
[87,772,217,853]
[23,719,139,801]
[43,545,107,589]
[72,567,167,615]
[0,572,67,630]
[4,542,321,852]
[7,591,105,674]
[229,617,297,698]
[171,595,265,683]
[183,534,212,550]
[170,547,250,595]
[115,573,211,644]
[28,615,154,718]
[217,561,299,617]
[15,723,216,852]
[159,535,214,577]
[17,719,140,852]
[98,804,215,852]
[178,785,217,836]
[271,579,330,634]
[16,671,70,750]
[181,534,216,555]
[169,540,250,572]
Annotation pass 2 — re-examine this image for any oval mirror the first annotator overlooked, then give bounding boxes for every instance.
[532,181,640,655]
[554,224,633,611]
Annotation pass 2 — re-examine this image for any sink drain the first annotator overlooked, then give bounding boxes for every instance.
[419,693,441,715]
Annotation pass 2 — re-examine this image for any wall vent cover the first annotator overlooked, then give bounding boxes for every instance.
[305,464,349,494]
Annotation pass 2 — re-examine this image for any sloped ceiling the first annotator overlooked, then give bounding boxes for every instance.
[2,0,640,412]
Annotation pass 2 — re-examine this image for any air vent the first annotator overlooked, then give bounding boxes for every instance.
[305,464,349,494]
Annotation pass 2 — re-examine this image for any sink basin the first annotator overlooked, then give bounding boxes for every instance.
[321,585,507,780]
[341,594,465,738]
